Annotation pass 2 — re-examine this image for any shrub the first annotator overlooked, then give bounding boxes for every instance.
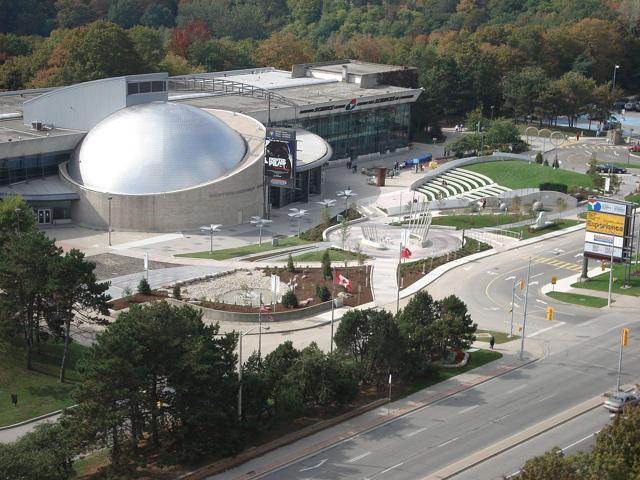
[535,152,543,164]
[543,158,550,166]
[137,277,152,295]
[173,284,181,299]
[539,182,568,194]
[552,157,560,169]
[315,284,331,302]
[281,290,299,308]
[122,286,133,300]
[321,250,332,279]
[287,253,296,273]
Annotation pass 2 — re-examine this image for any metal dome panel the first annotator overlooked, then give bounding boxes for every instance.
[69,102,247,194]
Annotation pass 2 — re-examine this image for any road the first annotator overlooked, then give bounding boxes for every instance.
[211,229,640,480]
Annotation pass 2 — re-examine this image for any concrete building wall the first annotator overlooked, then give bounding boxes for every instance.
[23,73,168,131]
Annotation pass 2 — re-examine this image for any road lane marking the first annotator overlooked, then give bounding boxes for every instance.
[493,413,512,422]
[507,385,526,394]
[528,281,539,286]
[531,273,544,279]
[406,427,427,438]
[348,452,371,463]
[561,432,597,451]
[436,437,458,448]
[529,322,566,338]
[364,462,404,480]
[299,458,328,472]
[538,393,557,402]
[536,299,548,305]
[505,275,516,281]
[575,253,583,258]
[460,405,479,414]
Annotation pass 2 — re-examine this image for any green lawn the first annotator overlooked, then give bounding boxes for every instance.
[175,236,310,260]
[0,340,87,426]
[476,329,520,344]
[547,291,608,308]
[507,219,582,239]
[465,160,593,189]
[72,449,110,478]
[408,350,502,393]
[572,263,640,297]
[625,193,640,205]
[293,248,366,262]
[430,213,534,230]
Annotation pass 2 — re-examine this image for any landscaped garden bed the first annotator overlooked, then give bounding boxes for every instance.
[108,291,168,310]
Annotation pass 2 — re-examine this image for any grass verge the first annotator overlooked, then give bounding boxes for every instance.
[0,340,87,427]
[72,449,111,479]
[476,329,520,344]
[175,236,310,260]
[571,263,640,297]
[507,219,582,239]
[464,160,592,190]
[625,193,640,205]
[547,291,608,308]
[293,248,366,262]
[409,350,502,393]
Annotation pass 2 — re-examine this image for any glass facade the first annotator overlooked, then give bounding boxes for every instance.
[0,152,70,186]
[279,104,411,159]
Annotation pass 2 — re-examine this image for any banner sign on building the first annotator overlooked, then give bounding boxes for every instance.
[264,127,296,189]
[583,198,633,262]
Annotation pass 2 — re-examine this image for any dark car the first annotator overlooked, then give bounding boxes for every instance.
[596,163,627,174]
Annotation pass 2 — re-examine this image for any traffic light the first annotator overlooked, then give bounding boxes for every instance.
[519,279,524,290]
[622,328,630,347]
[546,306,554,321]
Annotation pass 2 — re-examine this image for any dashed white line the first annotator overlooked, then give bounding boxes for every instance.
[538,393,558,402]
[460,405,479,414]
[529,322,566,338]
[436,437,458,448]
[531,273,544,279]
[536,299,548,305]
[348,451,371,463]
[406,427,427,438]
[507,385,526,394]
[562,433,596,451]
[364,462,404,480]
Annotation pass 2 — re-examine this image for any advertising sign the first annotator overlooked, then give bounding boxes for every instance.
[264,127,296,189]
[583,197,633,262]
[585,212,625,236]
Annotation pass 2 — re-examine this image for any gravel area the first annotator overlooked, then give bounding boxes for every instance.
[87,253,184,280]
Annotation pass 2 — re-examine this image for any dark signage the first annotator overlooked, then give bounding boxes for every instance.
[298,94,415,115]
[264,127,296,189]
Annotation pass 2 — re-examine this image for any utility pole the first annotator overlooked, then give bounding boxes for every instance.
[616,328,629,391]
[519,258,532,361]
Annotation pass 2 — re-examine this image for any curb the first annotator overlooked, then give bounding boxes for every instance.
[423,393,605,480]
[0,408,65,431]
[181,357,535,480]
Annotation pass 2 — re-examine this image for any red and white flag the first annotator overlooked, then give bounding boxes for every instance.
[334,271,353,291]
[259,303,270,313]
[400,247,412,259]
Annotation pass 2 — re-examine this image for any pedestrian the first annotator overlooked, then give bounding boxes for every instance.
[415,164,419,173]
[489,336,495,350]
[455,125,459,132]
[352,164,357,174]
[482,198,487,209]
[347,159,351,169]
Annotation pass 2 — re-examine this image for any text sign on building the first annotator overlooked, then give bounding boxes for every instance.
[264,127,296,189]
[583,198,632,262]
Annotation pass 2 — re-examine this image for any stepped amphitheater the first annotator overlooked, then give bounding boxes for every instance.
[414,168,511,202]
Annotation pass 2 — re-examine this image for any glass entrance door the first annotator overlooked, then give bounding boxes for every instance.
[37,209,51,224]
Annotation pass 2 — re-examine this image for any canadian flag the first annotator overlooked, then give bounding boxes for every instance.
[259,303,270,313]
[401,247,412,259]
[334,271,353,291]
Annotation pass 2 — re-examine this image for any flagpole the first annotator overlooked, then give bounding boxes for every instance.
[330,266,336,354]
[258,292,262,360]
[396,237,402,314]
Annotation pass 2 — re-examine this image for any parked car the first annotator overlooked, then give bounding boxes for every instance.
[596,163,627,174]
[624,102,635,111]
[630,144,640,153]
[604,392,640,413]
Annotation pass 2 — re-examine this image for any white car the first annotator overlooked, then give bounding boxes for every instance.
[604,392,640,413]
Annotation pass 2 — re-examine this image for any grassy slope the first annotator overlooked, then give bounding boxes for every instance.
[0,341,87,426]
[464,160,592,189]
[175,236,310,260]
[625,193,640,205]
[293,248,363,262]
[547,291,608,308]
[572,263,640,297]
[507,219,582,239]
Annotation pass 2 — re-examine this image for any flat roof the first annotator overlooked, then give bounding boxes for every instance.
[0,175,80,201]
[0,118,84,143]
[311,62,406,76]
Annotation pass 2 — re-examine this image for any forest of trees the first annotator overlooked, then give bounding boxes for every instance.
[1,1,639,129]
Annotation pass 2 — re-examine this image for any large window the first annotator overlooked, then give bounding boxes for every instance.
[0,152,69,186]
[278,104,410,159]
[127,81,166,96]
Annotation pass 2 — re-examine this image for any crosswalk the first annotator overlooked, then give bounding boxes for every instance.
[558,144,628,152]
[527,255,582,273]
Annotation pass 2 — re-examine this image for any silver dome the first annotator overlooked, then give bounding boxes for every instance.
[70,102,247,194]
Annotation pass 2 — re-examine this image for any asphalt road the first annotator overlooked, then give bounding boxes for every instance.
[212,230,640,480]
[451,407,610,480]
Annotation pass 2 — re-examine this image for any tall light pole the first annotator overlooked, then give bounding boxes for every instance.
[509,279,517,338]
[616,328,629,391]
[107,196,113,246]
[607,246,615,307]
[256,293,271,361]
[490,105,495,123]
[316,199,336,224]
[15,207,21,234]
[519,258,532,361]
[250,216,272,246]
[288,208,309,237]
[200,224,222,254]
[612,64,620,95]
[337,189,357,216]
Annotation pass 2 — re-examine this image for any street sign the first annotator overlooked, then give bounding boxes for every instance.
[551,276,557,285]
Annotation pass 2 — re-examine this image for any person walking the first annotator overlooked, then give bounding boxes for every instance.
[489,335,495,350]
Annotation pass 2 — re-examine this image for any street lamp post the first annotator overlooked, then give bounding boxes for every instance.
[288,208,309,237]
[509,279,516,338]
[237,326,257,420]
[490,105,495,123]
[337,189,358,216]
[607,246,615,307]
[250,216,272,246]
[519,258,532,361]
[200,224,222,254]
[107,196,113,246]
[257,293,271,360]
[612,64,620,94]
[15,207,21,233]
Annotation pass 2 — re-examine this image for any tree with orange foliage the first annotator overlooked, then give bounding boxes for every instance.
[168,20,210,57]
[254,32,312,70]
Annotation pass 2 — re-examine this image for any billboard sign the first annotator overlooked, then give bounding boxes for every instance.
[264,127,296,189]
[583,197,633,262]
